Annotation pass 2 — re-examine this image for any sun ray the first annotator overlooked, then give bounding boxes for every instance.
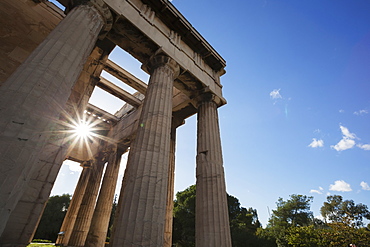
[35,101,116,161]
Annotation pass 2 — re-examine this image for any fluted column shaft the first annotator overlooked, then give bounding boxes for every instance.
[195,95,232,247]
[0,40,115,247]
[164,121,178,247]
[0,3,105,236]
[110,55,179,247]
[56,162,92,246]
[68,152,106,247]
[85,146,124,247]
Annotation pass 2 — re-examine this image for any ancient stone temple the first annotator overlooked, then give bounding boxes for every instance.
[0,0,231,246]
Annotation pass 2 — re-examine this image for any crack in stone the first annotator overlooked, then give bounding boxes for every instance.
[12,121,24,125]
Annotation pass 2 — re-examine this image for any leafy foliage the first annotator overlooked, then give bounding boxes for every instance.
[172,185,274,247]
[172,185,196,247]
[27,244,55,247]
[261,194,370,247]
[33,194,71,242]
[262,194,314,247]
[31,239,52,243]
[270,194,314,228]
[320,195,370,227]
[106,194,118,241]
[285,223,370,247]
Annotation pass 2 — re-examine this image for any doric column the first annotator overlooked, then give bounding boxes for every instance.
[56,161,92,246]
[68,151,106,247]
[0,0,112,236]
[84,146,125,247]
[164,117,182,247]
[195,93,232,247]
[0,40,115,247]
[110,54,179,247]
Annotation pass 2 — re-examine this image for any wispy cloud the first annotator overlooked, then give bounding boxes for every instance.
[331,125,356,151]
[329,180,352,192]
[357,144,370,150]
[340,125,356,139]
[308,138,324,148]
[269,89,282,99]
[339,109,345,113]
[354,109,368,116]
[360,181,370,191]
[310,187,324,194]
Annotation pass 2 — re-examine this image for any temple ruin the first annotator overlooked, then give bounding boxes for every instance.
[0,0,231,246]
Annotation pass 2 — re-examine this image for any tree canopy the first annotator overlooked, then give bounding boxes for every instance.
[34,194,71,242]
[33,191,370,246]
[320,195,370,227]
[172,185,274,247]
[260,194,370,247]
[261,194,314,247]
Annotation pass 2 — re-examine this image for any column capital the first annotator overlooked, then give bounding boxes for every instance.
[194,91,224,108]
[66,0,113,38]
[80,160,93,168]
[143,54,180,78]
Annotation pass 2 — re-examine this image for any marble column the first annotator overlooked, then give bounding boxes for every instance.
[110,54,179,247]
[0,1,110,236]
[55,161,92,246]
[68,151,106,247]
[195,93,232,247]
[164,117,182,247]
[84,146,125,247]
[0,40,115,247]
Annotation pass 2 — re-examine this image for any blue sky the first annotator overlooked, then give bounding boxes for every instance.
[51,0,370,226]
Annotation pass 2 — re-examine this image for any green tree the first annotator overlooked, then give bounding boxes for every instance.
[285,223,370,247]
[106,194,118,241]
[320,195,370,227]
[285,225,323,247]
[172,185,272,247]
[281,196,370,247]
[172,185,196,247]
[264,194,313,247]
[34,194,71,242]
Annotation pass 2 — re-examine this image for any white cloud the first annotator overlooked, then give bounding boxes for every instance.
[354,109,368,116]
[308,138,324,148]
[64,160,83,172]
[340,125,356,139]
[360,181,370,191]
[339,109,345,113]
[119,152,129,176]
[331,138,356,151]
[331,125,356,151]
[329,180,352,192]
[357,144,370,150]
[269,89,282,99]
